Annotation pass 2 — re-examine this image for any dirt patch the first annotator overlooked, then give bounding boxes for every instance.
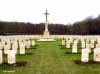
[74,60,100,64]
[17,53,33,55]
[61,47,66,49]
[0,62,27,67]
[26,48,36,50]
[66,52,81,54]
[58,45,65,46]
[26,53,33,55]
[65,52,93,54]
[30,47,36,49]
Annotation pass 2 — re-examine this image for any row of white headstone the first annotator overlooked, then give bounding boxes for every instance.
[0,40,35,54]
[82,48,100,62]
[62,38,100,62]
[0,36,36,64]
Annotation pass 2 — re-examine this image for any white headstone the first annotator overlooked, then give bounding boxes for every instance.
[32,40,35,46]
[81,41,85,48]
[90,40,94,48]
[94,48,100,62]
[1,41,5,49]
[97,40,100,44]
[0,50,2,64]
[72,43,77,53]
[86,44,91,53]
[66,41,70,48]
[4,45,10,54]
[8,50,16,64]
[96,44,100,48]
[26,41,30,49]
[19,44,25,54]
[86,39,89,44]
[81,49,90,62]
[7,40,11,47]
[62,40,65,45]
[12,44,18,54]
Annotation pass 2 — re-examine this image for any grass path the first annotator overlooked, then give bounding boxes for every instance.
[0,40,100,74]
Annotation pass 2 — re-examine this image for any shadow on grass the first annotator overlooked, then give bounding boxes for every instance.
[74,60,100,64]
[58,45,65,46]
[17,53,33,55]
[26,47,36,50]
[35,45,39,46]
[65,52,93,54]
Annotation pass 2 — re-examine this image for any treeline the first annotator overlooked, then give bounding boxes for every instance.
[69,15,100,35]
[0,22,68,35]
[0,14,100,35]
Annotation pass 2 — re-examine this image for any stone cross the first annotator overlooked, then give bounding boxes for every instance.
[44,10,49,31]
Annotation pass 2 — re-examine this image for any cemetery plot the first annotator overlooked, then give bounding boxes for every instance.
[0,35,100,74]
[60,39,82,54]
[59,36,100,65]
[0,36,37,67]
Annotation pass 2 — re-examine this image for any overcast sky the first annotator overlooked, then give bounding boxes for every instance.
[0,0,100,24]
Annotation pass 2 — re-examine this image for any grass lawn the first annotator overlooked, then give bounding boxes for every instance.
[0,39,100,74]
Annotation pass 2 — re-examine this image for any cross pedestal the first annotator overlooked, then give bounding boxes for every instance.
[43,31,50,37]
